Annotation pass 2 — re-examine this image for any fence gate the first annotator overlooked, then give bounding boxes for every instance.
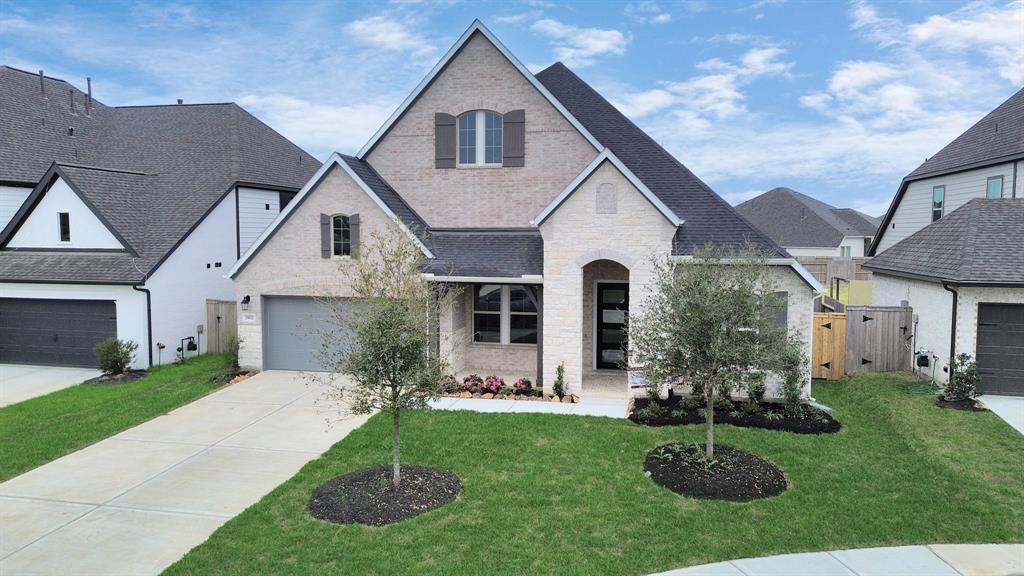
[812,312,847,380]
[844,306,913,374]
[205,299,238,354]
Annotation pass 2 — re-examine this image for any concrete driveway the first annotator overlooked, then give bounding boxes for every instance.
[0,370,367,575]
[0,364,102,407]
[977,395,1024,435]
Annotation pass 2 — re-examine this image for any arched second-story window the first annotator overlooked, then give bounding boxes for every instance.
[332,214,351,256]
[458,110,502,165]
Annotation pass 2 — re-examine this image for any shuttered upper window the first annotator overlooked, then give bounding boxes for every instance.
[332,215,351,256]
[457,111,502,165]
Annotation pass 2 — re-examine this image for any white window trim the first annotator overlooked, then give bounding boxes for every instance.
[330,213,351,258]
[472,284,537,346]
[458,111,502,167]
[839,246,851,257]
[987,176,1004,199]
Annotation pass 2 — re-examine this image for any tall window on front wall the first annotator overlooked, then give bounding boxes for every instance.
[508,285,538,344]
[932,186,945,221]
[987,176,1003,199]
[332,215,351,256]
[458,111,502,165]
[473,285,502,343]
[473,284,537,344]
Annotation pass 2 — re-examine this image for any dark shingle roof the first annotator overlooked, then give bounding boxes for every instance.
[340,155,428,234]
[423,229,543,278]
[906,87,1024,180]
[535,63,787,257]
[735,187,879,248]
[863,198,1024,284]
[0,65,320,283]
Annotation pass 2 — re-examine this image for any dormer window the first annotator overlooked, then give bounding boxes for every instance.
[58,212,70,242]
[458,111,502,165]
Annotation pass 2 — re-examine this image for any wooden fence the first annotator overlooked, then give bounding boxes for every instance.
[205,299,238,354]
[812,307,913,380]
[797,256,874,284]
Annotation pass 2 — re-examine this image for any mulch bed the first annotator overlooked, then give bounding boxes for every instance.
[442,391,578,403]
[645,443,787,501]
[630,396,840,434]
[937,395,986,412]
[83,370,148,385]
[309,465,462,526]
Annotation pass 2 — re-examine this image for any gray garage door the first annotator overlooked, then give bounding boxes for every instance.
[262,296,358,371]
[0,298,117,367]
[976,303,1024,396]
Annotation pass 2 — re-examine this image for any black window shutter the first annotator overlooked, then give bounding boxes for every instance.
[320,213,330,258]
[435,113,456,169]
[503,109,525,167]
[350,213,360,258]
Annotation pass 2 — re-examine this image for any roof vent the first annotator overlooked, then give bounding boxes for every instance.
[177,98,183,105]
[86,77,92,116]
[69,88,76,115]
[38,69,45,97]
[68,126,75,137]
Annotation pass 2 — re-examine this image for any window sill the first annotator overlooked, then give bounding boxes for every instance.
[331,255,354,260]
[469,341,537,349]
[456,163,503,170]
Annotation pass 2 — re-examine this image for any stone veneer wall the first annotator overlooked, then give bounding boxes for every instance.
[365,32,597,228]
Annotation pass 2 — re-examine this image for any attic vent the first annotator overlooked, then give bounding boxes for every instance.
[596,182,618,214]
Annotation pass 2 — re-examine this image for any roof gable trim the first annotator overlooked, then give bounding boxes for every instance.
[228,154,433,279]
[356,20,602,159]
[532,148,682,227]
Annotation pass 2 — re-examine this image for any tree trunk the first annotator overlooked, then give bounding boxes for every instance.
[705,384,715,459]
[391,410,401,489]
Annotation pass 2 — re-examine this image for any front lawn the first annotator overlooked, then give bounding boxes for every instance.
[0,354,231,481]
[166,373,1024,576]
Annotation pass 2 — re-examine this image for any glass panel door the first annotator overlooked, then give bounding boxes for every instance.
[596,282,628,370]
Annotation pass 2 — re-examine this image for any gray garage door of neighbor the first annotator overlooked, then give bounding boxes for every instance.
[976,303,1024,396]
[0,298,117,368]
[262,296,358,372]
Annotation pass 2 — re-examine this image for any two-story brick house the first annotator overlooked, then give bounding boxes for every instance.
[228,21,820,398]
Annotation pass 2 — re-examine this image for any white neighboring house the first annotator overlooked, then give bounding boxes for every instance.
[866,87,1024,395]
[735,187,880,259]
[0,66,319,369]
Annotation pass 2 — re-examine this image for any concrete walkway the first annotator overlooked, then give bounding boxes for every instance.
[0,364,101,407]
[0,371,366,576]
[428,395,628,418]
[652,544,1024,576]
[977,395,1024,435]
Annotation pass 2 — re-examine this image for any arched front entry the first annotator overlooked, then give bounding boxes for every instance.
[580,258,630,398]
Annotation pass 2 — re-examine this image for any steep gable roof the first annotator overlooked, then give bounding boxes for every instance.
[863,198,1024,285]
[0,65,319,283]
[356,20,600,159]
[735,187,879,248]
[535,63,787,257]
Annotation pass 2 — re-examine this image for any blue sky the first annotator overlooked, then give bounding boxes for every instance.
[2,1,1021,216]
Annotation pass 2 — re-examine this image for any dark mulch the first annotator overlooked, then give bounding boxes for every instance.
[645,443,787,501]
[83,370,148,385]
[630,396,840,434]
[937,395,986,412]
[309,465,462,526]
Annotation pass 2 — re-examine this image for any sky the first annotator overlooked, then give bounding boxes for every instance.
[2,1,1022,216]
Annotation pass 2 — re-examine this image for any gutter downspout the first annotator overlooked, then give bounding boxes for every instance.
[942,283,958,369]
[132,284,153,367]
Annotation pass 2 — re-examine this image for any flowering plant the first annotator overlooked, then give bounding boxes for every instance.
[483,375,504,393]
[513,377,533,391]
[462,373,484,392]
[439,374,460,394]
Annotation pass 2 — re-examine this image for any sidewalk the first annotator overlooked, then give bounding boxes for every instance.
[651,544,1024,576]
[427,396,628,418]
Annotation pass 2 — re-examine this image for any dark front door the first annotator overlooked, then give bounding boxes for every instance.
[976,303,1024,396]
[596,283,628,370]
[0,298,117,367]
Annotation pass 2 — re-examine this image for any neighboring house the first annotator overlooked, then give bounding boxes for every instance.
[228,21,821,399]
[865,88,1024,395]
[735,187,880,258]
[0,66,319,368]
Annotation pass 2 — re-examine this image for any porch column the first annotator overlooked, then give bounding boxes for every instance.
[542,265,583,395]
[525,285,543,387]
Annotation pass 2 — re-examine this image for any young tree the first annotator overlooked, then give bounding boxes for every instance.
[312,227,459,488]
[629,244,806,458]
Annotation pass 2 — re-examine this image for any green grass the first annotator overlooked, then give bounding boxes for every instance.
[166,373,1024,576]
[0,354,231,480]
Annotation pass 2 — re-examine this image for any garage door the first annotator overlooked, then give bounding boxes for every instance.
[976,303,1024,396]
[262,296,357,371]
[0,298,117,367]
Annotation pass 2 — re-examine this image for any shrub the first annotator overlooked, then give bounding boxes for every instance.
[747,380,766,404]
[483,375,504,394]
[499,386,514,396]
[227,336,241,371]
[514,377,532,391]
[945,353,980,402]
[462,373,483,392]
[439,374,460,394]
[553,361,566,397]
[94,338,138,375]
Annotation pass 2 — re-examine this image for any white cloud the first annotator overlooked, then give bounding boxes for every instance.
[344,15,434,56]
[625,1,672,24]
[493,11,543,25]
[238,94,397,158]
[530,19,629,68]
